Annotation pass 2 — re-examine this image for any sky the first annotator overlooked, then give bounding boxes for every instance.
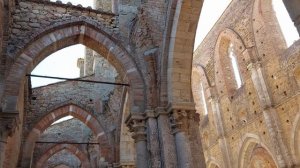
[32,0,299,88]
[50,0,94,8]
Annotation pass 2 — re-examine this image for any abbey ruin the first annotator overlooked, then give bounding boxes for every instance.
[0,0,299,167]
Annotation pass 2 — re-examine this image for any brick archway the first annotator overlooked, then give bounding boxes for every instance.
[20,104,111,167]
[165,0,203,104]
[35,143,90,168]
[3,20,145,117]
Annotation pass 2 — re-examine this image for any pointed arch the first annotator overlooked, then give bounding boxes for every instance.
[35,143,90,168]
[192,64,211,117]
[214,28,250,97]
[238,133,278,168]
[2,20,145,118]
[20,104,111,167]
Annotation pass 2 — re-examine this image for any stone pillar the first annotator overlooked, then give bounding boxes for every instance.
[168,104,194,168]
[146,110,161,168]
[209,96,232,168]
[248,62,294,167]
[156,107,177,168]
[126,114,149,168]
[283,0,300,35]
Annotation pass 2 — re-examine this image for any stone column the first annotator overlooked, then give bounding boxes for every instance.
[248,62,294,167]
[283,0,300,35]
[146,110,161,168]
[168,104,194,168]
[126,114,149,168]
[209,95,232,168]
[156,107,177,168]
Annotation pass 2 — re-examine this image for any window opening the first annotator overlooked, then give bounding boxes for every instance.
[228,43,242,88]
[200,83,208,115]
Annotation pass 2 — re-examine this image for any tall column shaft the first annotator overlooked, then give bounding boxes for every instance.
[156,109,177,168]
[146,111,161,168]
[173,131,192,168]
[136,140,148,168]
[168,106,194,168]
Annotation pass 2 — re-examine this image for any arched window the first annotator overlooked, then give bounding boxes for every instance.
[200,83,208,115]
[228,43,242,89]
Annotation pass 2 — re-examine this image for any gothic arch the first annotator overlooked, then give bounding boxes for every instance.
[20,104,111,167]
[165,0,204,104]
[192,64,211,117]
[2,20,145,118]
[238,134,278,168]
[35,144,90,168]
[214,28,250,97]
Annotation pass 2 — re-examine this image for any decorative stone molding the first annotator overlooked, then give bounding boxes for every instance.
[126,113,147,143]
[0,111,19,137]
[167,102,197,134]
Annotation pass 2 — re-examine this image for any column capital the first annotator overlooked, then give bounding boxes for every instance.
[167,102,197,134]
[247,62,262,70]
[125,113,147,143]
[154,107,168,116]
[0,111,19,137]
